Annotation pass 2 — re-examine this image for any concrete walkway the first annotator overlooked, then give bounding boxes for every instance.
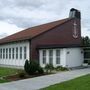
[0,68,90,90]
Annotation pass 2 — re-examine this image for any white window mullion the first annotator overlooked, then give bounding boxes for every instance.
[53,49,56,67]
[56,49,60,65]
[39,50,42,67]
[46,50,49,64]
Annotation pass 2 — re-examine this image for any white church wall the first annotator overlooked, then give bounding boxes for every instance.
[0,41,30,66]
[66,48,84,67]
[39,48,84,68]
[60,49,67,67]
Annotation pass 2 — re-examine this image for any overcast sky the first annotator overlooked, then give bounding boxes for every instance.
[0,0,90,38]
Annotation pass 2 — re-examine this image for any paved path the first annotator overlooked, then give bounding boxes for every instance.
[0,68,90,90]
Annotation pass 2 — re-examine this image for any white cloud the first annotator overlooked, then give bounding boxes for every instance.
[0,33,8,39]
[0,21,22,35]
[0,0,90,37]
[81,27,90,37]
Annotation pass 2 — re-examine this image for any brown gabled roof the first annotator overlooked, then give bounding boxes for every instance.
[0,18,70,44]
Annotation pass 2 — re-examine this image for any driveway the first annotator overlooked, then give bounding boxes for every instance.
[0,68,90,90]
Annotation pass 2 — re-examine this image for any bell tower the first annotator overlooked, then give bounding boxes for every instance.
[69,8,81,38]
[69,8,81,19]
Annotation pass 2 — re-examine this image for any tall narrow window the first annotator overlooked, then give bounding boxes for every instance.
[1,49,2,59]
[3,49,5,59]
[9,48,11,59]
[49,50,53,64]
[20,47,22,59]
[6,48,8,59]
[42,50,46,64]
[16,47,18,59]
[12,48,14,59]
[0,49,1,59]
[56,50,60,64]
[24,46,27,59]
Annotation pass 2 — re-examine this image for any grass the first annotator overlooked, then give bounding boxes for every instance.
[0,79,9,83]
[41,74,90,90]
[0,67,22,77]
[0,67,23,83]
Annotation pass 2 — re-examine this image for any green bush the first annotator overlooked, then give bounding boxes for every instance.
[60,67,68,71]
[55,66,62,71]
[24,60,29,73]
[18,72,26,78]
[38,67,44,74]
[28,60,39,75]
[55,66,68,71]
[24,60,44,75]
[45,64,54,73]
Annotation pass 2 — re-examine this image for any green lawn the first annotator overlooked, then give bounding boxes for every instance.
[0,67,22,77]
[41,74,90,90]
[0,67,23,83]
[0,79,9,83]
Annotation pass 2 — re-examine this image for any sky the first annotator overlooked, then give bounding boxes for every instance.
[0,0,90,38]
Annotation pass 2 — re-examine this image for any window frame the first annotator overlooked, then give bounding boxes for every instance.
[16,47,18,59]
[3,48,5,59]
[9,48,11,59]
[6,48,8,59]
[20,47,22,59]
[56,49,60,64]
[12,48,14,59]
[49,49,53,64]
[24,46,27,59]
[42,50,46,64]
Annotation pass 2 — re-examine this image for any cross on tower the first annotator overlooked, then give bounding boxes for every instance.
[73,21,78,38]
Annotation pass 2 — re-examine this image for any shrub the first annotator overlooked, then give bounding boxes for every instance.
[28,60,39,75]
[60,67,68,71]
[55,66,68,71]
[24,60,29,73]
[24,60,44,75]
[38,66,44,74]
[18,72,26,78]
[45,64,54,73]
[55,66,62,71]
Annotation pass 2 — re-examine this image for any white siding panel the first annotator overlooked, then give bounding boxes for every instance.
[0,41,30,66]
[66,48,84,67]
[60,49,67,67]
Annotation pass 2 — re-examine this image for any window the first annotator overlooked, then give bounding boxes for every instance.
[20,47,22,59]
[42,50,46,64]
[0,49,1,59]
[16,47,18,59]
[12,48,14,59]
[24,46,27,59]
[3,49,5,59]
[84,52,90,58]
[6,48,8,59]
[56,50,60,64]
[49,50,53,64]
[0,49,2,59]
[9,48,11,59]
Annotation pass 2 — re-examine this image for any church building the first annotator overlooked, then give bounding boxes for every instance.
[0,8,84,67]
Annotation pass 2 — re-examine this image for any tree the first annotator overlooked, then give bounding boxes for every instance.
[82,36,90,46]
